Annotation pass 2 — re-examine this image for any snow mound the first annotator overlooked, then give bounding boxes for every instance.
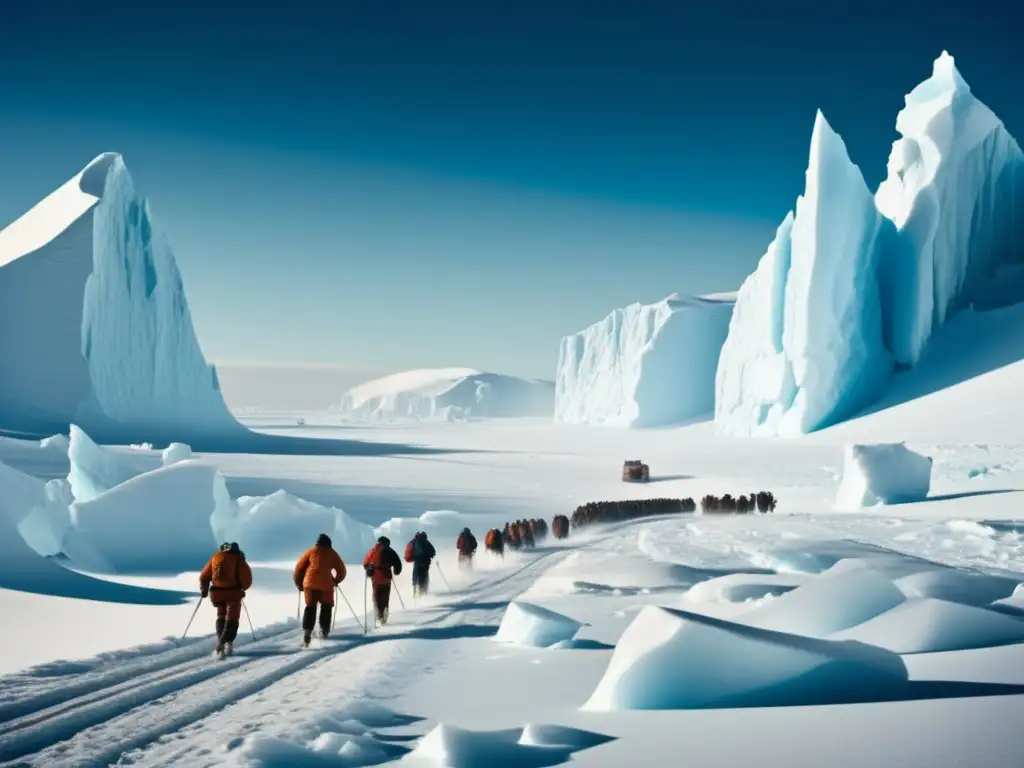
[895,568,1020,606]
[495,601,584,648]
[835,443,933,510]
[740,567,907,637]
[0,460,73,557]
[233,490,377,563]
[63,460,236,574]
[375,509,479,545]
[67,424,151,502]
[554,293,734,427]
[582,605,908,711]
[161,442,192,466]
[333,368,554,422]
[40,433,69,453]
[526,550,699,597]
[832,597,1024,653]
[875,51,1024,365]
[683,573,809,604]
[0,461,186,603]
[0,154,241,442]
[715,111,891,436]
[405,723,609,768]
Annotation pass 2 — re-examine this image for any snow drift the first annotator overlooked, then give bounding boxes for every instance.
[582,605,908,710]
[407,723,611,768]
[494,601,584,648]
[554,293,734,427]
[0,460,187,603]
[0,152,242,442]
[233,490,377,563]
[333,368,554,422]
[63,460,236,574]
[740,567,907,637]
[832,597,1024,653]
[715,52,1024,436]
[835,443,933,510]
[715,112,891,436]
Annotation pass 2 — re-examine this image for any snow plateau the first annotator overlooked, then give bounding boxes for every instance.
[333,368,554,422]
[555,293,734,427]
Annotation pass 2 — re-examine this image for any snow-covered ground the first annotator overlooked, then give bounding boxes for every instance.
[1,397,1023,767]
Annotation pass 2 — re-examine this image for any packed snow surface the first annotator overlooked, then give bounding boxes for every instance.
[334,368,554,422]
[233,489,377,563]
[0,153,240,442]
[715,112,891,436]
[63,460,235,574]
[494,601,584,648]
[582,605,909,711]
[555,293,734,427]
[835,442,933,510]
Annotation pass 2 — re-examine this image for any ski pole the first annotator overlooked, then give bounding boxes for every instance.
[364,576,369,632]
[392,578,407,610]
[182,596,203,639]
[242,601,257,641]
[337,585,364,633]
[436,562,451,591]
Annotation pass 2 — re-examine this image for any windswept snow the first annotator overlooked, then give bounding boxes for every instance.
[494,601,584,648]
[555,293,734,427]
[582,605,908,711]
[715,111,891,436]
[835,443,933,510]
[333,368,554,422]
[0,153,241,442]
[64,460,235,574]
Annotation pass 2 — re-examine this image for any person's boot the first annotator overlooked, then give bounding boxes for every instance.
[302,630,312,647]
[301,604,317,645]
[214,618,226,656]
[319,606,333,639]
[222,620,239,656]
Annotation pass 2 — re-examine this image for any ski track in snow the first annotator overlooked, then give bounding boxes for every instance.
[0,536,585,767]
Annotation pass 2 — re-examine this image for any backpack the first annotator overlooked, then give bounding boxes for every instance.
[404,540,415,563]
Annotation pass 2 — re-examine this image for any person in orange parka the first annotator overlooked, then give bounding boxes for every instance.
[200,542,253,657]
[363,535,403,625]
[294,533,347,647]
[456,527,478,570]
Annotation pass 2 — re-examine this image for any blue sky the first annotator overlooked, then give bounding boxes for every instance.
[0,1,1018,380]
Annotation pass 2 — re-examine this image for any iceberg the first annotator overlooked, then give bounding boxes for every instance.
[715,112,891,436]
[555,293,734,427]
[333,368,554,422]
[875,52,1024,366]
[0,153,242,442]
[835,443,932,510]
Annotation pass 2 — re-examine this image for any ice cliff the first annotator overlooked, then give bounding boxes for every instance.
[716,52,1024,435]
[716,112,892,435]
[0,153,241,442]
[554,293,734,427]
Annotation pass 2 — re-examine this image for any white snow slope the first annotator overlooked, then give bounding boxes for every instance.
[555,293,735,427]
[1,411,1024,766]
[716,52,1024,436]
[333,367,555,422]
[0,153,241,442]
